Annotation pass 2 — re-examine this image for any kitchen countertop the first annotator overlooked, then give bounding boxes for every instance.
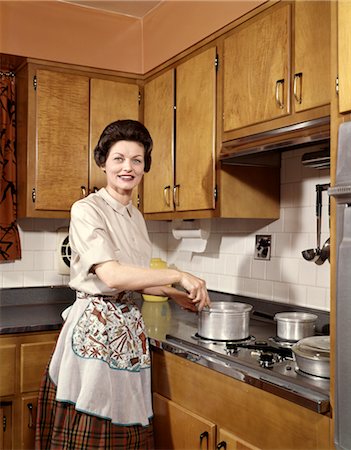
[0,287,330,414]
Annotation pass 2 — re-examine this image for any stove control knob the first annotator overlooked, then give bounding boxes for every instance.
[259,352,275,368]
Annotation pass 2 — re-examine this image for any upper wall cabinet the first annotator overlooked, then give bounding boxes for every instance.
[16,62,140,218]
[293,1,330,113]
[221,1,330,143]
[143,46,217,219]
[223,3,291,132]
[338,0,351,113]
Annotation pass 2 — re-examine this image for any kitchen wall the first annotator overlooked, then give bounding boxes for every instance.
[148,146,331,311]
[0,146,331,311]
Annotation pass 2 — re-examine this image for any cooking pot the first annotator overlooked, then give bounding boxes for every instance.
[198,302,253,341]
[274,312,318,341]
[292,335,330,378]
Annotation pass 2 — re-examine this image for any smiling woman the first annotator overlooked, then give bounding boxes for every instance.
[0,71,21,262]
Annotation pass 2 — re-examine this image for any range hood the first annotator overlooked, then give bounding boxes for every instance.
[220,117,330,167]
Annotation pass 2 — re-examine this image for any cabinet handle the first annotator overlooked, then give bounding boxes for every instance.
[173,184,180,208]
[217,441,227,450]
[93,186,98,193]
[81,185,87,197]
[200,431,209,450]
[163,185,171,207]
[293,72,303,104]
[275,79,285,109]
[27,403,35,429]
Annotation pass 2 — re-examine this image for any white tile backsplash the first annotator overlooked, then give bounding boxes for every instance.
[0,148,330,311]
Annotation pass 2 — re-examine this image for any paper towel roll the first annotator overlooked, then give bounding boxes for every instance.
[172,228,210,240]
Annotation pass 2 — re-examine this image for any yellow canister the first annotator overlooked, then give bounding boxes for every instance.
[142,258,169,302]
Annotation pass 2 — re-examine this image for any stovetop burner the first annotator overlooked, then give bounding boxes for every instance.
[295,368,330,380]
[192,333,255,344]
[268,336,297,348]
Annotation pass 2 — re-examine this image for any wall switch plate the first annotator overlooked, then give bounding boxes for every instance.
[254,235,271,260]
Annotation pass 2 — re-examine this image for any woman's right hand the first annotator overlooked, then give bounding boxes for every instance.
[178,271,211,311]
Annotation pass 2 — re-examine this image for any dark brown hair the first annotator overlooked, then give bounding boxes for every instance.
[94,119,153,172]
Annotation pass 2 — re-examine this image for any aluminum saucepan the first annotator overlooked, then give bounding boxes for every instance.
[198,302,253,341]
[292,335,330,378]
[274,312,318,341]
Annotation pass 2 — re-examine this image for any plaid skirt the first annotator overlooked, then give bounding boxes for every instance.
[35,365,155,450]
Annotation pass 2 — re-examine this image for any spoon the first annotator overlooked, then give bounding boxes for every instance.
[316,237,330,265]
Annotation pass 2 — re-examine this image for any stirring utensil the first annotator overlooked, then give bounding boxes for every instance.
[302,185,322,262]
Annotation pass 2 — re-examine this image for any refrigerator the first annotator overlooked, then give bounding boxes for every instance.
[329,121,351,450]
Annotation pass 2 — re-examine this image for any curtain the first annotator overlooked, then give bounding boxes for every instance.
[0,71,21,261]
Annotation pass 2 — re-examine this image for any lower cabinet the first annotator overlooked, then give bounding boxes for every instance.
[0,331,59,450]
[153,392,259,450]
[151,349,331,450]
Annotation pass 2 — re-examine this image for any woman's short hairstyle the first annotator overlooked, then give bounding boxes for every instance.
[94,119,153,172]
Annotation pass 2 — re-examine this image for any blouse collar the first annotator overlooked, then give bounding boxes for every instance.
[98,187,133,217]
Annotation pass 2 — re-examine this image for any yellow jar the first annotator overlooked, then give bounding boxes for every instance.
[142,258,169,302]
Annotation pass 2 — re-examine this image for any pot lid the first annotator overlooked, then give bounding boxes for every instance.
[205,301,253,314]
[292,335,330,360]
[274,312,318,322]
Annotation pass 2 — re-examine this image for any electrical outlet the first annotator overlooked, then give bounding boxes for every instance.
[254,235,271,260]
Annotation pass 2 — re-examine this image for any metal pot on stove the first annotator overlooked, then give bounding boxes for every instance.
[292,335,330,378]
[274,312,318,341]
[198,302,253,341]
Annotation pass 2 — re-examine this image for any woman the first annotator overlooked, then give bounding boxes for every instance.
[35,119,211,449]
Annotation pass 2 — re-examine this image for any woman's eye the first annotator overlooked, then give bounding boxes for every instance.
[114,157,124,162]
[133,159,142,165]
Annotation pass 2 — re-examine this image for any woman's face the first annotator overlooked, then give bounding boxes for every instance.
[103,140,145,202]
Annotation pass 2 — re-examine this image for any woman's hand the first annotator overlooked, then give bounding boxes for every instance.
[168,289,198,312]
[178,272,211,311]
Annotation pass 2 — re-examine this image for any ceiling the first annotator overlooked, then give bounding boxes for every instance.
[60,0,163,18]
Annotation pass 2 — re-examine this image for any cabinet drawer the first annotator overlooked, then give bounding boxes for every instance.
[0,345,16,396]
[20,341,56,393]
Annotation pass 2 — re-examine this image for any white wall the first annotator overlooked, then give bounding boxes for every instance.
[0,146,330,311]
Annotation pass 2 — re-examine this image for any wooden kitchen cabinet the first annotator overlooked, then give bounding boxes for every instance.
[153,393,216,450]
[16,61,140,218]
[152,349,331,450]
[223,3,291,132]
[337,0,351,113]
[217,428,261,450]
[143,46,217,218]
[0,331,59,449]
[293,1,330,113]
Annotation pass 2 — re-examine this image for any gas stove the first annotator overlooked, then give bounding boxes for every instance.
[155,317,330,413]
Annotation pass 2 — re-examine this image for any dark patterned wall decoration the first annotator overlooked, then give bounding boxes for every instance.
[0,72,21,261]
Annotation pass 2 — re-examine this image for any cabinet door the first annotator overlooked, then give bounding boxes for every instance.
[36,69,89,211]
[294,1,330,112]
[217,428,261,450]
[20,340,57,393]
[338,0,351,113]
[176,47,216,212]
[223,4,290,132]
[0,344,16,396]
[0,403,12,450]
[21,395,38,450]
[153,393,215,450]
[143,70,175,213]
[89,79,140,194]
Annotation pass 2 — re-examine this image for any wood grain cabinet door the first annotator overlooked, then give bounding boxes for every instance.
[217,428,261,450]
[36,69,89,211]
[223,3,290,132]
[293,1,331,112]
[21,394,38,450]
[153,393,216,450]
[143,69,175,214]
[338,0,351,113]
[176,46,217,212]
[89,78,140,197]
[0,344,16,396]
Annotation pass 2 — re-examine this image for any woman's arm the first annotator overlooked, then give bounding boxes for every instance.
[141,285,198,311]
[94,260,210,311]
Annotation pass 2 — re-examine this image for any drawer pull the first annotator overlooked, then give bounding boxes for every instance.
[217,441,227,449]
[200,431,209,449]
[27,403,35,429]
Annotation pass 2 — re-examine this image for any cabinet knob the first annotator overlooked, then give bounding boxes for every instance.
[81,185,87,197]
[200,431,209,450]
[217,441,227,450]
[293,72,303,104]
